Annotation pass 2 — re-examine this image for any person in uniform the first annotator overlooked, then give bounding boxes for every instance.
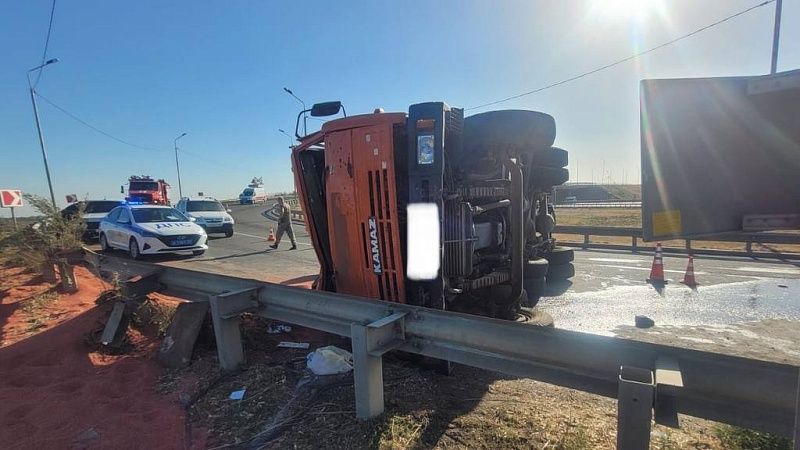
[265,196,297,250]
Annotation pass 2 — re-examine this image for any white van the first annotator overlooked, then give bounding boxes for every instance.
[239,186,267,204]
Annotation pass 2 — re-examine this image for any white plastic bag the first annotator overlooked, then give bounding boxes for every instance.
[306,345,353,375]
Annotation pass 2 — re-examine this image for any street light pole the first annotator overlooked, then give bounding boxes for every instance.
[283,87,307,136]
[278,128,294,148]
[770,0,783,74]
[27,58,59,208]
[174,132,187,198]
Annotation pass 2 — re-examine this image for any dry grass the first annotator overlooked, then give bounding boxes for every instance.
[555,208,800,254]
[19,290,59,332]
[132,297,178,337]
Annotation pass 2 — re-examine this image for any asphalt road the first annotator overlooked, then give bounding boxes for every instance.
[103,204,800,334]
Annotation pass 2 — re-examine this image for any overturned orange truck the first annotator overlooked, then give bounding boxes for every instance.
[291,101,573,321]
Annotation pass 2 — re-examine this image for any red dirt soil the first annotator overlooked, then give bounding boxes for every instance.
[0,265,206,449]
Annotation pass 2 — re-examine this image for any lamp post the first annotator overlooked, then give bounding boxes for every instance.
[27,58,59,208]
[283,87,307,136]
[770,0,783,74]
[278,128,294,148]
[174,132,187,198]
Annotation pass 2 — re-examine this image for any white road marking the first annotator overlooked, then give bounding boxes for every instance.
[234,231,313,246]
[596,264,704,275]
[588,258,645,264]
[733,266,800,275]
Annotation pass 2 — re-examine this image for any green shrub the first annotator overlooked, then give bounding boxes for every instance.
[0,194,85,271]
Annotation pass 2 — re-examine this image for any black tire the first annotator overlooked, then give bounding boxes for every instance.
[129,238,141,260]
[517,308,554,327]
[489,284,514,305]
[225,230,234,238]
[529,146,568,168]
[547,262,575,281]
[524,258,549,279]
[192,250,206,256]
[531,167,569,189]
[99,233,110,253]
[522,277,545,307]
[544,247,574,265]
[463,110,557,155]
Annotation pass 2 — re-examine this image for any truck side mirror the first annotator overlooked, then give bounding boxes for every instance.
[310,101,343,117]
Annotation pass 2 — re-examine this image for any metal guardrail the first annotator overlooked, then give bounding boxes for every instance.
[555,201,642,208]
[84,252,800,449]
[553,225,800,259]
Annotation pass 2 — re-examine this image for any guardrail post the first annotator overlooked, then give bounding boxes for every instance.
[617,366,654,450]
[746,241,753,254]
[632,236,638,251]
[685,240,692,252]
[583,234,590,249]
[209,288,259,371]
[351,312,407,420]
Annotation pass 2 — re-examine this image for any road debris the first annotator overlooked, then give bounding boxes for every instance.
[635,315,655,329]
[229,389,246,400]
[306,346,353,375]
[277,341,309,349]
[266,323,292,334]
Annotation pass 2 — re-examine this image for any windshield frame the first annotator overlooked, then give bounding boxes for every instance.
[85,201,124,214]
[131,207,190,223]
[186,200,225,212]
[129,181,160,191]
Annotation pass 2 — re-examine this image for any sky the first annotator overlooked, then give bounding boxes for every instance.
[1,0,798,217]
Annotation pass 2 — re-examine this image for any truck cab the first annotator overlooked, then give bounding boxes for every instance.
[124,175,170,205]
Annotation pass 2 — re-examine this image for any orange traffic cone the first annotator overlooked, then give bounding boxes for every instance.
[681,255,699,288]
[646,242,668,285]
[267,227,276,242]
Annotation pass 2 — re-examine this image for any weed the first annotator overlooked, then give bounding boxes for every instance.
[0,194,85,273]
[555,425,590,450]
[376,414,426,450]
[652,429,679,450]
[133,298,177,336]
[715,425,791,450]
[21,290,58,314]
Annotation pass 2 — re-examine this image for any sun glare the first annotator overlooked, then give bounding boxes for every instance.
[591,0,664,21]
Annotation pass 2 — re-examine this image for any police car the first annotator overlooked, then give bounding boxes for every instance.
[98,204,208,259]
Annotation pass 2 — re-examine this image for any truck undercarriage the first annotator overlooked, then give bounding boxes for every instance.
[292,102,573,321]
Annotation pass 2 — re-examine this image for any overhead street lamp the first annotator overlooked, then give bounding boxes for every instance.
[283,87,307,136]
[278,128,294,148]
[27,58,60,208]
[174,132,187,198]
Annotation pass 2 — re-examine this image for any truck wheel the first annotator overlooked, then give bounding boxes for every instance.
[99,234,111,253]
[192,250,205,256]
[225,229,234,238]
[463,110,557,155]
[547,262,575,281]
[528,146,568,168]
[489,284,514,305]
[129,238,141,260]
[545,247,574,265]
[530,167,569,189]
[524,258,549,279]
[522,276,545,307]
[517,308,554,327]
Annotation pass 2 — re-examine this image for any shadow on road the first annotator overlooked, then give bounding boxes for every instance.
[189,249,271,263]
[279,274,317,287]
